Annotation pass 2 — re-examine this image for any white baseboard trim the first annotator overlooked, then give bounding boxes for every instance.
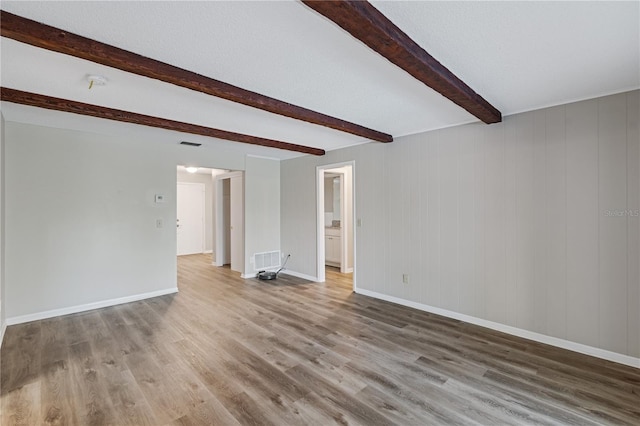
[280,269,320,282]
[6,287,179,326]
[203,250,213,254]
[356,288,640,369]
[342,267,354,273]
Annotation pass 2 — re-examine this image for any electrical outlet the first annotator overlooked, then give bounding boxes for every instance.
[402,274,409,284]
[156,219,163,228]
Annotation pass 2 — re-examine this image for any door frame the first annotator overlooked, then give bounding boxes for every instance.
[214,170,243,267]
[316,161,356,290]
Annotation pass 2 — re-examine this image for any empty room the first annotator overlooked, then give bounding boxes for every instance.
[0,1,639,425]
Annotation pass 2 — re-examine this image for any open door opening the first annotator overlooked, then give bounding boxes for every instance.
[176,166,230,264]
[176,165,217,260]
[316,162,355,290]
[214,171,244,274]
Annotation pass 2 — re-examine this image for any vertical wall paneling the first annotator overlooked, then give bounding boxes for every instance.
[598,94,629,354]
[372,145,387,294]
[439,128,460,311]
[458,125,476,314]
[473,125,487,318]
[407,136,422,302]
[484,122,507,324]
[418,134,429,305]
[504,116,518,327]
[344,166,354,272]
[532,109,548,334]
[515,113,536,330]
[280,90,640,360]
[385,143,401,296]
[565,99,600,348]
[397,139,409,298]
[426,131,441,304]
[545,105,567,339]
[371,148,386,286]
[354,152,367,288]
[401,139,413,300]
[627,91,640,358]
[357,147,374,291]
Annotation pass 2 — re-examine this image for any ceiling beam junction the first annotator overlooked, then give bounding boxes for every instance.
[302,0,502,124]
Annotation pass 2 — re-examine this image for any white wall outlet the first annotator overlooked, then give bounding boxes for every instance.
[156,219,163,228]
[402,274,409,284]
[155,194,165,203]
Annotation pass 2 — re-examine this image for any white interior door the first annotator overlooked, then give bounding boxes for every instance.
[230,175,244,272]
[177,182,205,256]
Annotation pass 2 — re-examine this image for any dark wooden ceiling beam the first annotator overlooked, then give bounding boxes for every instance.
[0,87,326,156]
[302,0,502,124]
[0,10,392,143]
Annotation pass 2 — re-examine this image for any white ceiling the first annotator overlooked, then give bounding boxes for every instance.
[1,1,638,159]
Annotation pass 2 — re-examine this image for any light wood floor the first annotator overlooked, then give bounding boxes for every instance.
[2,254,639,425]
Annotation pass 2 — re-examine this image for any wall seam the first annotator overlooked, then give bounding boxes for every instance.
[597,97,601,349]
[456,128,461,311]
[625,92,630,355]
[564,104,569,339]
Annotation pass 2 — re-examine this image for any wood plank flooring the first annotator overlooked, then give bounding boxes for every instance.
[1,254,639,425]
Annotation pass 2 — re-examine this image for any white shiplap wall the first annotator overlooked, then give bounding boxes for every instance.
[281,90,639,359]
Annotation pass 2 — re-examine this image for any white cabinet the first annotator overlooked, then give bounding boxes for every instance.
[325,227,341,266]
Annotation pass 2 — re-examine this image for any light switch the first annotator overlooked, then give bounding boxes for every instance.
[156,219,163,228]
[357,218,362,227]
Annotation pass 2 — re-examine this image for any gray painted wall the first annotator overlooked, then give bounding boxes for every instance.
[4,122,251,320]
[244,156,281,276]
[281,90,640,358]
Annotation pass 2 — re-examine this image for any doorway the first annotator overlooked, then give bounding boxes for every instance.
[177,165,231,264]
[214,171,245,274]
[176,182,205,256]
[316,162,355,290]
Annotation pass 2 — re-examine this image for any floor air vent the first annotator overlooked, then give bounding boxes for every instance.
[252,251,281,271]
